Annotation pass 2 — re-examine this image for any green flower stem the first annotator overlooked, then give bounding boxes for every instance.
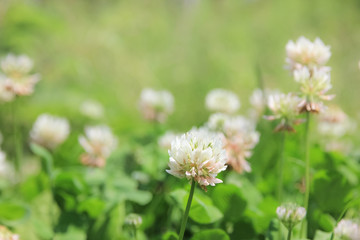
[277,132,286,240]
[277,131,286,202]
[11,100,22,173]
[178,179,196,240]
[301,111,311,237]
[287,227,293,240]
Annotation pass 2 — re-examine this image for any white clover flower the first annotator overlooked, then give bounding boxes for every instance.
[266,92,303,132]
[139,88,174,123]
[0,225,20,240]
[0,75,15,103]
[222,116,260,173]
[276,203,306,230]
[30,114,70,150]
[158,131,180,150]
[0,54,40,96]
[318,105,356,138]
[0,150,9,176]
[206,113,230,132]
[166,128,227,191]
[125,214,143,228]
[334,219,360,240]
[79,125,118,167]
[286,36,331,71]
[248,88,280,121]
[294,67,334,113]
[80,100,104,119]
[205,89,240,114]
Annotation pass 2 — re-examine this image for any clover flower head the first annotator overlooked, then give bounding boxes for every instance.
[205,89,240,114]
[286,36,331,71]
[276,203,306,230]
[265,92,302,132]
[139,88,174,123]
[334,219,359,240]
[158,131,180,150]
[0,54,40,96]
[80,100,104,119]
[221,116,259,173]
[30,114,70,150]
[166,128,227,191]
[294,66,334,113]
[0,75,15,103]
[318,105,355,138]
[206,113,230,132]
[125,214,143,228]
[79,125,118,167]
[0,225,20,240]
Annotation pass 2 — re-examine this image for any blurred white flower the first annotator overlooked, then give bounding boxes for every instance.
[248,88,280,121]
[206,113,230,132]
[334,219,359,240]
[205,89,240,114]
[139,88,174,123]
[222,116,259,173]
[0,150,9,176]
[294,67,334,113]
[80,100,104,119]
[266,92,303,132]
[0,225,20,240]
[0,75,15,102]
[286,36,331,71]
[318,105,356,138]
[30,114,70,150]
[0,54,40,96]
[79,125,118,167]
[158,131,180,150]
[125,214,143,228]
[166,128,227,191]
[276,203,306,230]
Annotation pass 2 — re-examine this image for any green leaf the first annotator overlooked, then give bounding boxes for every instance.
[211,184,247,221]
[162,231,178,240]
[0,202,30,226]
[88,202,126,240]
[313,230,332,240]
[170,188,223,224]
[312,170,352,214]
[312,210,336,232]
[77,198,106,218]
[191,229,230,240]
[54,226,86,240]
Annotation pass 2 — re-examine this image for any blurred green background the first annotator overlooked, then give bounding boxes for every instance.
[1,0,359,132]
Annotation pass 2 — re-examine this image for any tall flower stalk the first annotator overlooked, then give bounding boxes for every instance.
[178,179,196,240]
[166,128,227,238]
[285,37,334,238]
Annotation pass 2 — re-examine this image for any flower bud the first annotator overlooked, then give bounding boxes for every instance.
[276,203,306,230]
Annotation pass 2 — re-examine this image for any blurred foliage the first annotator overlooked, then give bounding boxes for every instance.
[0,0,360,239]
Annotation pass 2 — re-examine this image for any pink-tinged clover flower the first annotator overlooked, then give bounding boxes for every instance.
[79,125,118,167]
[286,36,331,71]
[166,128,227,191]
[0,54,40,97]
[139,88,174,123]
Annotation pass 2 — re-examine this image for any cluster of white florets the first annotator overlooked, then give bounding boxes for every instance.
[276,203,306,230]
[286,37,334,113]
[79,125,118,167]
[0,225,20,240]
[206,114,259,173]
[139,88,174,123]
[0,54,40,102]
[30,114,70,150]
[205,89,240,114]
[334,219,359,240]
[266,93,303,132]
[166,128,228,191]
